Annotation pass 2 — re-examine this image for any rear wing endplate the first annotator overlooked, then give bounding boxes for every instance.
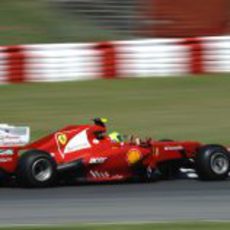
[0,124,30,147]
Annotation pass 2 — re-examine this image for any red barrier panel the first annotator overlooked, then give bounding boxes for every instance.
[180,38,204,74]
[4,46,26,83]
[94,42,118,79]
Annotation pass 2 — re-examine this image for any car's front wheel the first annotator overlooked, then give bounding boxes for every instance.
[196,145,230,180]
[17,150,56,188]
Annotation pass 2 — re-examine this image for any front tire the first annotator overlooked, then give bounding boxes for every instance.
[17,150,56,188]
[196,145,230,180]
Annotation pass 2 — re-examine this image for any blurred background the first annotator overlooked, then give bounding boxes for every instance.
[0,0,230,144]
[1,0,230,45]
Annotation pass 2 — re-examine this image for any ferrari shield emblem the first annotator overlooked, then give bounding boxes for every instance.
[57,133,67,145]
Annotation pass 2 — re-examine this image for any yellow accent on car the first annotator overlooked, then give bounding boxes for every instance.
[127,149,141,164]
[109,131,121,143]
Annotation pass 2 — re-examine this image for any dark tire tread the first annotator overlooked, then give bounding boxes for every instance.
[17,150,56,188]
[196,145,230,181]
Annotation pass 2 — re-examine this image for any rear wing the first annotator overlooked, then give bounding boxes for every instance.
[0,124,30,147]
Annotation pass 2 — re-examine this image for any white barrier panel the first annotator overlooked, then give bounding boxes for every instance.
[117,41,189,77]
[24,45,101,82]
[0,48,8,84]
[203,37,230,73]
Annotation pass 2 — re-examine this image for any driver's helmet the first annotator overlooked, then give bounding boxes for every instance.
[108,131,124,143]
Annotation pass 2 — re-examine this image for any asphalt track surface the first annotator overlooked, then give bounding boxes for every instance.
[1,179,230,225]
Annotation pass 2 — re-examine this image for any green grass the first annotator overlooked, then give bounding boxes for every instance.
[0,0,125,45]
[0,75,230,144]
[2,222,230,230]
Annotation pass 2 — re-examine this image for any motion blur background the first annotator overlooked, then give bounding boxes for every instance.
[0,0,230,144]
[1,0,230,44]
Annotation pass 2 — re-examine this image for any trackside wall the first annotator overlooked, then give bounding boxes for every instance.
[0,36,230,83]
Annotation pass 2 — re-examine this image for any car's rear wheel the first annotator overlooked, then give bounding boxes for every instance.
[196,145,230,180]
[17,150,56,188]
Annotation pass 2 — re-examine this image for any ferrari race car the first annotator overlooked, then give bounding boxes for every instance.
[0,118,229,187]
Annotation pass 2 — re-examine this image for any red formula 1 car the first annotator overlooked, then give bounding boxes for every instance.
[0,118,229,187]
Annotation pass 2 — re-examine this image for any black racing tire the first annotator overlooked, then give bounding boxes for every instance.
[195,145,230,181]
[0,169,10,186]
[17,150,57,188]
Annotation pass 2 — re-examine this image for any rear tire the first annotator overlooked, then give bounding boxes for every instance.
[17,150,56,188]
[196,145,230,180]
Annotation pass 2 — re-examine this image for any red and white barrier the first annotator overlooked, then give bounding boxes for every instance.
[0,36,229,83]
